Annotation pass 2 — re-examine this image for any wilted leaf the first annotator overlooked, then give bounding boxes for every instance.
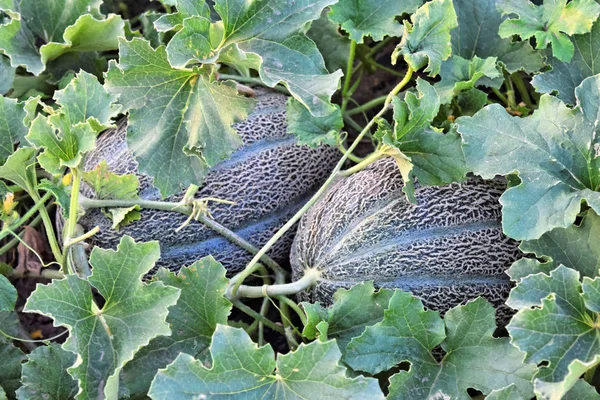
[0,147,37,192]
[436,55,501,103]
[377,79,467,200]
[0,0,122,75]
[39,14,124,68]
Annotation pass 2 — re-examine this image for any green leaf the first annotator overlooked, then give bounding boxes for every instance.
[0,0,120,75]
[148,324,384,399]
[24,236,181,400]
[0,95,28,164]
[451,0,544,74]
[384,298,536,400]
[378,79,467,200]
[507,265,600,399]
[38,179,71,219]
[286,98,342,147]
[392,0,458,77]
[486,384,525,400]
[344,290,445,374]
[39,14,124,67]
[301,282,394,352]
[0,275,15,312]
[328,0,421,43]
[167,0,343,117]
[82,160,138,200]
[532,18,600,105]
[19,0,103,44]
[436,55,501,103]
[563,379,600,399]
[16,343,78,400]
[26,115,96,175]
[0,7,43,75]
[108,205,141,230]
[0,147,37,192]
[53,70,121,133]
[82,160,140,229]
[306,11,351,74]
[497,0,600,62]
[0,342,24,399]
[105,38,256,197]
[0,55,15,94]
[455,74,600,240]
[122,257,232,398]
[516,210,600,279]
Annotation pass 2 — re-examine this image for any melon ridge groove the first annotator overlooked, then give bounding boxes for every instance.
[318,219,504,271]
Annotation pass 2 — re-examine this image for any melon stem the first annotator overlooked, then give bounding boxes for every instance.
[229,67,415,296]
[227,268,321,300]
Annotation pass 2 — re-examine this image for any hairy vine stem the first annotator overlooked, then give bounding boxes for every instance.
[340,40,357,114]
[228,67,414,297]
[78,195,288,280]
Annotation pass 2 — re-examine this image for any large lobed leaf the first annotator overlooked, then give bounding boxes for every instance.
[0,275,16,312]
[456,74,600,240]
[393,0,458,77]
[105,38,255,197]
[121,257,232,398]
[16,343,78,400]
[451,0,544,74]
[148,324,384,399]
[532,17,600,105]
[0,341,24,399]
[165,0,342,118]
[510,209,600,281]
[346,295,536,399]
[0,0,124,75]
[328,0,421,43]
[26,71,120,175]
[301,282,394,352]
[497,0,600,62]
[376,79,467,201]
[507,265,600,399]
[0,96,27,165]
[24,236,181,400]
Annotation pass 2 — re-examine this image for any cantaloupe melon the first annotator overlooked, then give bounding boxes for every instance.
[78,89,341,275]
[291,158,521,316]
